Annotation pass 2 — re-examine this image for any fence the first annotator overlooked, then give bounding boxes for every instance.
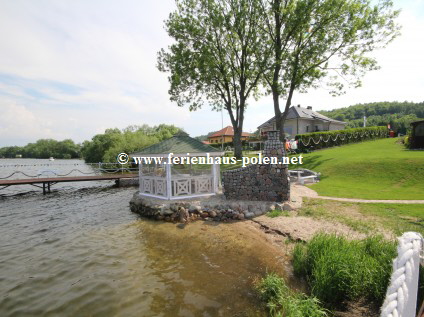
[0,162,138,180]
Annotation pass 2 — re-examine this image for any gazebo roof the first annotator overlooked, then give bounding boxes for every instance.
[130,131,225,157]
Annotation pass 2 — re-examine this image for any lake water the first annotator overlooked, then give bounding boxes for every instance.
[0,159,288,316]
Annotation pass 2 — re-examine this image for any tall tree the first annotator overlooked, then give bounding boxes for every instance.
[261,0,400,141]
[158,0,269,158]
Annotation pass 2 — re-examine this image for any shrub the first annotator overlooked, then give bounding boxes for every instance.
[292,233,396,309]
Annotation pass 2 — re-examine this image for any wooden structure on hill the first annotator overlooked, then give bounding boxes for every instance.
[410,120,424,149]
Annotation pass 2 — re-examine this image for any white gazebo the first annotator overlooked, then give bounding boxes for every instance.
[130,132,225,200]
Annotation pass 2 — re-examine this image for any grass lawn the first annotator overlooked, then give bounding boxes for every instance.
[293,138,424,199]
[299,198,424,236]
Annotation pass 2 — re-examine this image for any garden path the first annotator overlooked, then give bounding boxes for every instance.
[293,184,424,204]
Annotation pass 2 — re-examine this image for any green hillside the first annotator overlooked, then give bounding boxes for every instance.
[297,138,424,199]
[319,101,424,134]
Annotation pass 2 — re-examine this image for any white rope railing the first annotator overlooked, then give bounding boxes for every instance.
[298,129,386,147]
[381,232,423,317]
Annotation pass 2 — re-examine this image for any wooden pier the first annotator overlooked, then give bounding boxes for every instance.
[0,174,138,194]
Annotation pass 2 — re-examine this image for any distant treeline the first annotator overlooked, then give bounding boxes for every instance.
[319,101,424,134]
[0,124,181,162]
[2,102,423,160]
[81,124,180,163]
[0,139,81,159]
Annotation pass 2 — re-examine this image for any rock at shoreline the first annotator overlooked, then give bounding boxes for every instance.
[129,191,293,224]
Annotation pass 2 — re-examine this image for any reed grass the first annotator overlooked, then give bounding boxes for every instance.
[255,273,328,317]
[292,234,397,309]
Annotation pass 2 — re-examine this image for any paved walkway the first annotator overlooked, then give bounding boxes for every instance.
[292,184,424,204]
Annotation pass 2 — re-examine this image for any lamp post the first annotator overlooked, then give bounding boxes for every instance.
[221,107,224,151]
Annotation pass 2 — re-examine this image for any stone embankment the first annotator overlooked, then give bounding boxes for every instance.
[130,192,294,223]
[222,131,290,202]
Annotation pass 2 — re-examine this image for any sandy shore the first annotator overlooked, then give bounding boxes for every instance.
[240,184,374,243]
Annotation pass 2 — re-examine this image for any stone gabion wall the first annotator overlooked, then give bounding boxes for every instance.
[222,131,290,202]
[129,192,292,223]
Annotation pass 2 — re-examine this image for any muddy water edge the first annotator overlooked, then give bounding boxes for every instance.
[0,183,294,317]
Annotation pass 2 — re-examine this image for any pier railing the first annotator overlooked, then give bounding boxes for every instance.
[0,162,138,180]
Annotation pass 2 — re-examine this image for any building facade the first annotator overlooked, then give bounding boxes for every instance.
[258,105,346,138]
[207,126,251,144]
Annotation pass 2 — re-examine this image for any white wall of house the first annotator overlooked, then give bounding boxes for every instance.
[260,119,346,137]
[329,123,345,131]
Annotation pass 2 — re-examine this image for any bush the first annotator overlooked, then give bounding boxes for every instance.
[295,126,387,152]
[403,129,414,149]
[256,273,328,317]
[292,233,396,309]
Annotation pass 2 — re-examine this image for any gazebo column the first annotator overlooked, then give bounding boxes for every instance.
[139,162,143,193]
[166,162,172,199]
[212,163,219,193]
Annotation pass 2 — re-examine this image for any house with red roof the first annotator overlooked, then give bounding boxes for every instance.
[207,126,252,144]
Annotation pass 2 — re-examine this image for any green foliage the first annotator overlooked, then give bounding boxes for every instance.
[261,0,399,139]
[158,0,269,158]
[293,234,396,309]
[270,0,399,96]
[158,0,267,111]
[320,101,424,134]
[0,139,81,159]
[403,135,411,149]
[81,124,181,163]
[295,138,424,199]
[295,126,387,151]
[255,273,328,317]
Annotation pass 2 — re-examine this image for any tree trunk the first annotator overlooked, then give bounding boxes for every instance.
[281,88,294,140]
[225,103,244,160]
[233,101,245,160]
[233,128,243,159]
[272,87,285,141]
[271,0,285,143]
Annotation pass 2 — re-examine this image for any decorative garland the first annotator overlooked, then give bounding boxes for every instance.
[296,127,387,149]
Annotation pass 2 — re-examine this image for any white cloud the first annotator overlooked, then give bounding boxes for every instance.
[0,100,54,143]
[0,0,422,146]
[276,2,424,113]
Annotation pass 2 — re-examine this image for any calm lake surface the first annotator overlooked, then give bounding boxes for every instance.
[0,159,287,316]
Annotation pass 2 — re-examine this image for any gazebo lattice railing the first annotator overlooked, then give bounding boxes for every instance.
[139,162,219,200]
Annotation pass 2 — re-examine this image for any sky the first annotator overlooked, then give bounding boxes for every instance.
[0,0,423,146]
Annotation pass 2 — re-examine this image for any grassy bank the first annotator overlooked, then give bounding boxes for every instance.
[295,138,424,199]
[256,198,424,315]
[299,198,424,236]
[222,138,424,199]
[256,234,398,316]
